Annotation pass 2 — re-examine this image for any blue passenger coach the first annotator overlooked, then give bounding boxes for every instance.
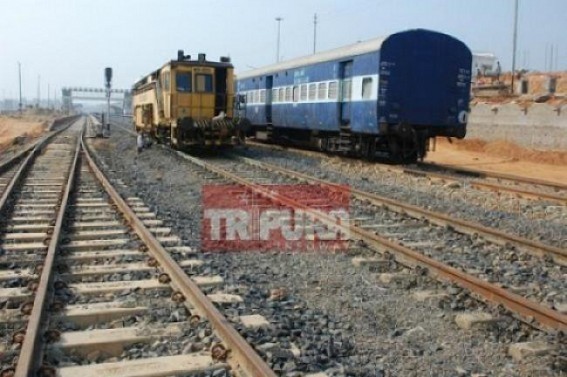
[235,29,472,162]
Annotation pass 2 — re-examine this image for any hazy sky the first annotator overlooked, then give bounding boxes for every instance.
[1,0,565,101]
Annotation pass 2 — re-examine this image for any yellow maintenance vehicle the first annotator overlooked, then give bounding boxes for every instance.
[132,50,243,148]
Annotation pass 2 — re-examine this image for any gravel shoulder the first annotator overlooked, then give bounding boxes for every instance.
[85,125,566,376]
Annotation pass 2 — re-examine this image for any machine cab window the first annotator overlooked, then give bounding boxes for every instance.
[176,72,192,92]
[196,74,213,92]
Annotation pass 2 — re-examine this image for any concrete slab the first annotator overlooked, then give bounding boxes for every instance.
[74,202,110,208]
[156,236,181,245]
[2,232,46,242]
[413,290,450,302]
[13,209,54,215]
[167,246,195,254]
[0,287,31,300]
[554,302,567,314]
[149,227,171,236]
[192,275,223,287]
[63,302,148,326]
[455,312,499,330]
[377,272,414,285]
[70,221,122,230]
[65,259,202,278]
[5,224,51,232]
[351,257,389,270]
[54,324,184,356]
[240,314,271,329]
[56,354,223,377]
[11,216,53,223]
[63,250,142,262]
[0,308,22,324]
[60,239,129,251]
[136,212,156,219]
[508,341,557,361]
[207,293,243,304]
[143,219,164,226]
[0,268,32,281]
[1,242,47,251]
[132,207,151,213]
[70,279,167,295]
[66,229,127,241]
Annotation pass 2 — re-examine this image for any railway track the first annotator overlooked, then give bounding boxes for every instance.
[90,120,567,374]
[235,155,567,265]
[0,117,277,377]
[169,153,566,332]
[246,140,567,205]
[108,121,566,331]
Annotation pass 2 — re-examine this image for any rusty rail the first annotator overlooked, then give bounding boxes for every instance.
[178,152,567,332]
[82,139,276,377]
[238,156,567,266]
[246,140,566,204]
[419,161,567,191]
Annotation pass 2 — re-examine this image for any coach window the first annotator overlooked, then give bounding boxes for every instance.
[300,84,307,102]
[195,74,213,92]
[279,88,285,102]
[328,81,338,99]
[163,72,170,91]
[318,82,327,100]
[293,86,299,102]
[362,77,373,99]
[176,72,192,92]
[272,89,279,102]
[308,83,316,101]
[260,89,266,103]
[286,87,292,102]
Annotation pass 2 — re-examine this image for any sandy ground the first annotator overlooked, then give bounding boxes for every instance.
[426,138,567,185]
[0,115,50,153]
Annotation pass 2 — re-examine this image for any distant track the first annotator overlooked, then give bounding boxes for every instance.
[246,140,567,205]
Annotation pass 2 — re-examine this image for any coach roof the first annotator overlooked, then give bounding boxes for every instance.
[237,35,386,80]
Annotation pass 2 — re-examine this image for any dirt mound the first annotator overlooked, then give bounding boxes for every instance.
[438,138,567,165]
[0,116,49,153]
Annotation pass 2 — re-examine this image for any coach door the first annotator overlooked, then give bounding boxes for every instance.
[265,75,273,124]
[339,61,353,124]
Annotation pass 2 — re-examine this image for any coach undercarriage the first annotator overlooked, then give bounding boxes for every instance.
[254,125,431,163]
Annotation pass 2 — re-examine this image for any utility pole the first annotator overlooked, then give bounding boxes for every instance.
[313,13,318,54]
[275,17,283,63]
[37,74,41,108]
[18,62,22,114]
[549,44,555,72]
[510,0,518,95]
[47,83,50,108]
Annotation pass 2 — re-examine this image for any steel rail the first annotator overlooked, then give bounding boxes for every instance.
[14,128,83,377]
[418,161,567,191]
[245,140,566,204]
[237,156,567,266]
[402,166,566,204]
[81,139,276,377]
[177,152,567,332]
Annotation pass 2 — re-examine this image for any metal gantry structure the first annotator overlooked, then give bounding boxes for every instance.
[61,86,132,114]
